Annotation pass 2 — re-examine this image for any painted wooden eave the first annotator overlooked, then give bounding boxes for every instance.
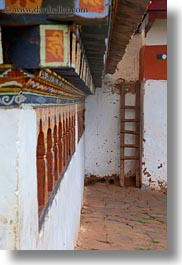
[0,0,110,25]
[0,1,111,89]
[80,24,109,87]
[44,0,110,23]
[105,0,151,74]
[0,13,108,26]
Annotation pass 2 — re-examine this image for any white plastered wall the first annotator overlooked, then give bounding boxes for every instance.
[0,107,37,250]
[145,19,167,46]
[142,80,167,189]
[0,105,85,250]
[85,83,120,177]
[85,23,167,189]
[141,19,167,189]
[85,34,142,177]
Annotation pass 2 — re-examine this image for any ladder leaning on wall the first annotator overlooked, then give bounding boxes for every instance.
[120,81,141,188]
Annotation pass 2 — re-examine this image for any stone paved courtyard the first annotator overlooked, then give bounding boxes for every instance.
[75,181,167,250]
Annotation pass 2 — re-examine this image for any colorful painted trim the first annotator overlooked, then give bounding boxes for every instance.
[0,68,86,107]
[0,91,84,107]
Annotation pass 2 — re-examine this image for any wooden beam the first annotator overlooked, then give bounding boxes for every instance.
[106,0,151,74]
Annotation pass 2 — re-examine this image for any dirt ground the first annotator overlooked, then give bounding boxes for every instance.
[75,180,167,250]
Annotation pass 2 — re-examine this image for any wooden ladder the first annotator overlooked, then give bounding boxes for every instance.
[120,81,141,188]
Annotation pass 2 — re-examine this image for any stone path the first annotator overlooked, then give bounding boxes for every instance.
[75,182,167,250]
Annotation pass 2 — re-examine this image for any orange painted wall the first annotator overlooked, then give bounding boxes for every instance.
[139,45,167,80]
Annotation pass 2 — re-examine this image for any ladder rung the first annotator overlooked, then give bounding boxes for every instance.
[120,144,139,148]
[121,106,137,109]
[121,119,140,122]
[120,130,139,135]
[120,156,139,160]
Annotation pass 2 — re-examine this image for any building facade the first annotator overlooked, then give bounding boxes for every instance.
[0,0,167,250]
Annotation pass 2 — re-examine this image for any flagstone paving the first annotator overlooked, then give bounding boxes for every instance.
[75,181,167,250]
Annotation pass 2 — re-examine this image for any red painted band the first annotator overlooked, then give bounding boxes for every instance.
[139,45,167,80]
